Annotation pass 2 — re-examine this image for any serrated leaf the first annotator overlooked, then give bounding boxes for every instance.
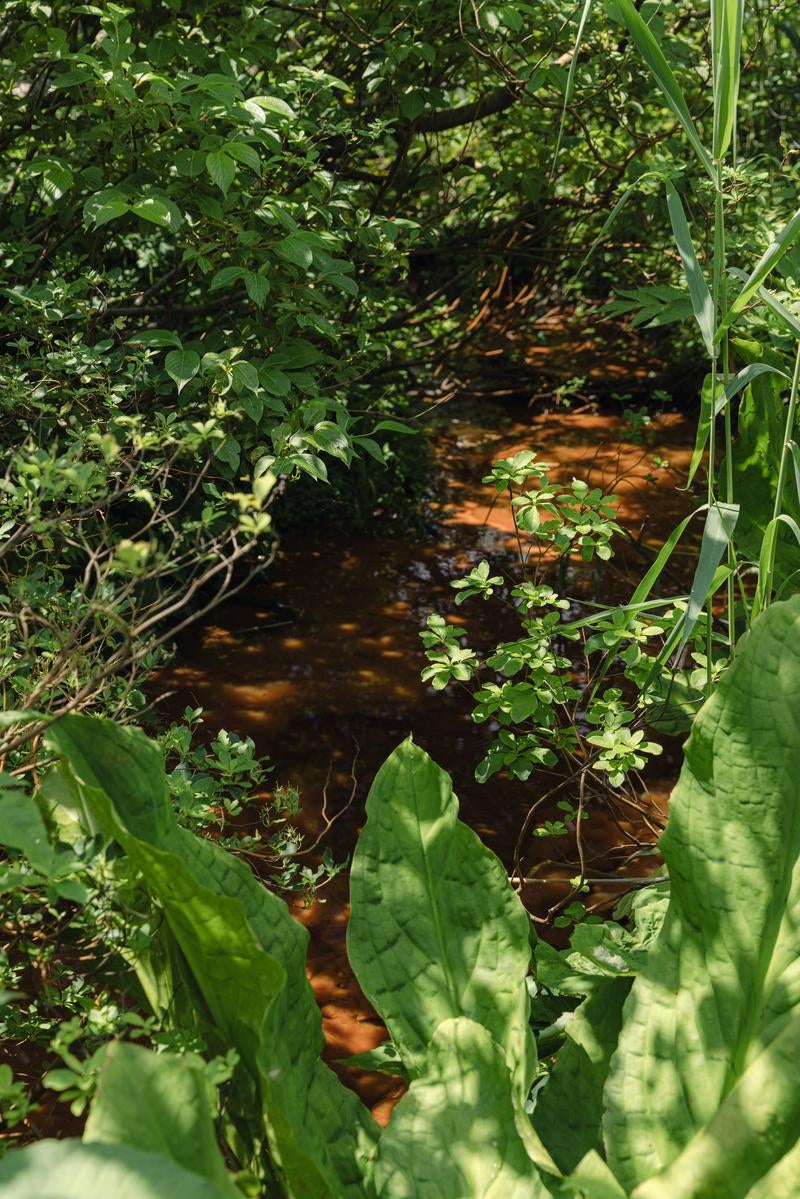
[174,148,206,177]
[214,436,240,471]
[328,273,358,297]
[348,739,535,1099]
[261,367,291,395]
[231,361,259,393]
[267,339,322,369]
[276,234,313,269]
[164,349,200,394]
[371,419,417,435]
[240,393,264,423]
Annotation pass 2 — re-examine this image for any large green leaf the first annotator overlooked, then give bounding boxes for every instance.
[371,1017,551,1199]
[45,716,376,1199]
[533,979,629,1173]
[555,1151,627,1198]
[744,1138,800,1199]
[84,1042,239,1196]
[633,1008,800,1197]
[603,597,800,1193]
[347,738,535,1097]
[0,1140,232,1199]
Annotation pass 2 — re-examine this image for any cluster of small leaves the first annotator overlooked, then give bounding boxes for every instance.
[0,1065,33,1144]
[419,614,477,690]
[513,477,622,562]
[420,453,684,905]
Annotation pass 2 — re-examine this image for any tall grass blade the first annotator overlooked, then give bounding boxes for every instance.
[718,207,800,338]
[715,363,790,415]
[666,181,715,357]
[789,441,800,505]
[712,0,744,161]
[753,515,800,617]
[616,0,715,181]
[629,507,705,605]
[645,564,731,683]
[552,0,595,174]
[678,501,739,652]
[686,374,720,488]
[573,171,661,279]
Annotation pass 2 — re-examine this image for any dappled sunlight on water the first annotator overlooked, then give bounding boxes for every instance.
[157,398,694,1120]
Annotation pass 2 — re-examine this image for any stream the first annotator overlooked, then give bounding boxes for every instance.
[158,396,695,1121]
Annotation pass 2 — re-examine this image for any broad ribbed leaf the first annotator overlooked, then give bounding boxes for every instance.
[744,1139,800,1199]
[557,1151,627,1198]
[347,738,535,1097]
[604,597,800,1193]
[371,1018,550,1199]
[85,1042,239,1196]
[0,1140,231,1199]
[45,716,376,1199]
[533,979,629,1173]
[633,1008,800,1197]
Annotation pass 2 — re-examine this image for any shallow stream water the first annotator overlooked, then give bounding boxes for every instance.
[158,398,695,1120]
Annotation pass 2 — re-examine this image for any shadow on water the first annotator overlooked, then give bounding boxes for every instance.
[157,398,696,1121]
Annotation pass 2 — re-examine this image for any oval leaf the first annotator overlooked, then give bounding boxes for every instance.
[347,738,535,1099]
[164,349,200,394]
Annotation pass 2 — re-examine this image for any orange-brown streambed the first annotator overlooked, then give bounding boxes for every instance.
[157,400,695,1122]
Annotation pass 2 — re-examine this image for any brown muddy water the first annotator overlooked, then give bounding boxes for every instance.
[157,398,695,1122]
